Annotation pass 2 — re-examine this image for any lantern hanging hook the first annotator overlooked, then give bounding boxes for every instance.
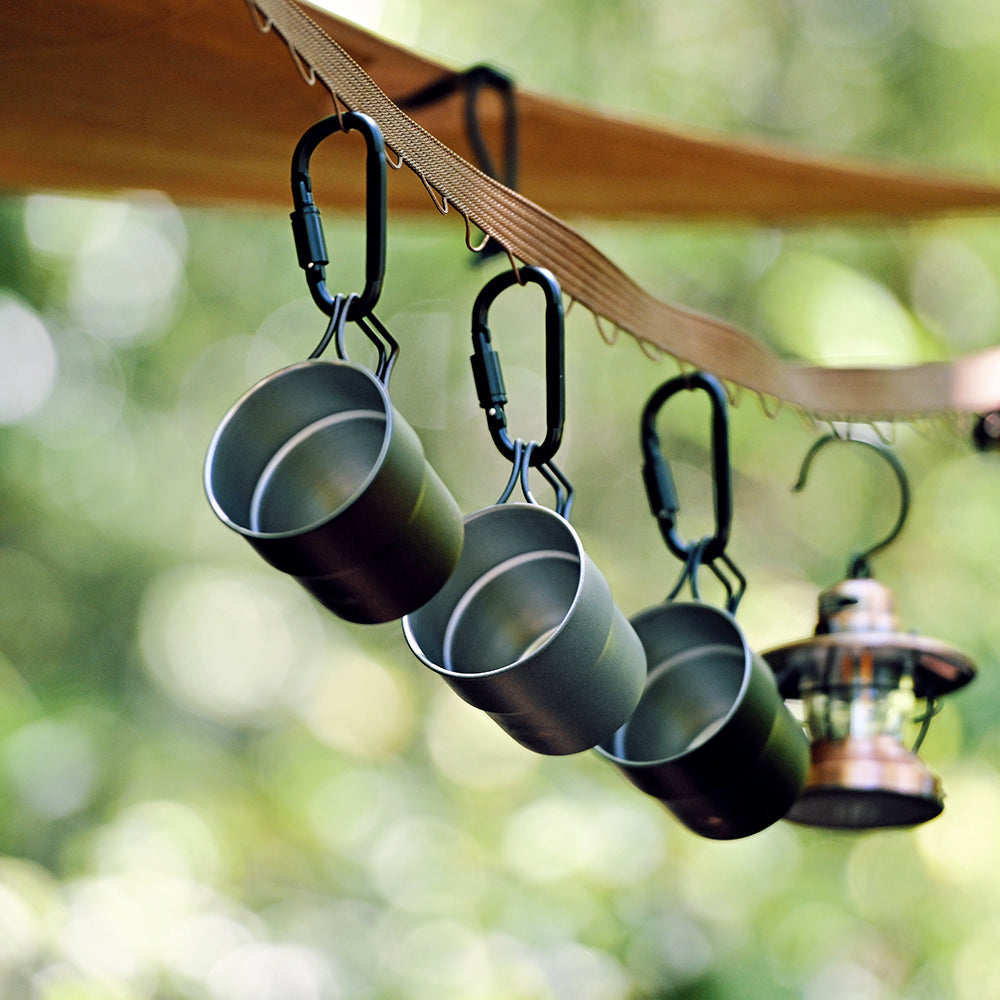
[792,432,911,579]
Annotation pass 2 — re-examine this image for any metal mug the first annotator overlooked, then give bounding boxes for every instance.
[204,358,463,624]
[402,502,647,755]
[595,601,809,839]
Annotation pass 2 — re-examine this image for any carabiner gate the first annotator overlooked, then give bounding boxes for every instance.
[469,266,565,467]
[641,371,733,565]
[290,111,387,323]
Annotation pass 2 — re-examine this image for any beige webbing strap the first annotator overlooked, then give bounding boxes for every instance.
[252,0,1000,420]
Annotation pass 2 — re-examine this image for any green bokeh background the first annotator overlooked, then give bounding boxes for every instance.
[1,1,1000,997]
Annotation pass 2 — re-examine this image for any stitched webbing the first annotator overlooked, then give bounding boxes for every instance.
[252,0,1000,420]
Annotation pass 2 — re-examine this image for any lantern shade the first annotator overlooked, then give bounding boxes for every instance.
[767,580,977,704]
[797,649,916,745]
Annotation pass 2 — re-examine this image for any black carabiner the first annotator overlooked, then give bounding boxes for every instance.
[641,371,733,564]
[290,111,387,323]
[469,266,565,466]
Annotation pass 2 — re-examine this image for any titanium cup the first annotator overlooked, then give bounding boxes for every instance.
[204,359,463,624]
[596,601,809,839]
[402,503,647,755]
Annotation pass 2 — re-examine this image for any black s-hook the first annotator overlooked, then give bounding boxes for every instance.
[792,432,911,579]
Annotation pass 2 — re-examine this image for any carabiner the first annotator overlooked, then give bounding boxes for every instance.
[641,371,733,564]
[290,111,387,323]
[469,266,565,467]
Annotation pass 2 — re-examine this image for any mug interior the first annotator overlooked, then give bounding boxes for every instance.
[206,362,392,536]
[611,643,745,762]
[249,409,386,533]
[405,504,583,677]
[441,547,580,674]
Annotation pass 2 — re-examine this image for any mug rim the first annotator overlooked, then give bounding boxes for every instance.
[594,600,755,768]
[204,359,394,540]
[402,502,587,679]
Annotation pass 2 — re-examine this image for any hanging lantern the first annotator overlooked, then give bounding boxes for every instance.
[765,575,975,829]
[763,434,977,830]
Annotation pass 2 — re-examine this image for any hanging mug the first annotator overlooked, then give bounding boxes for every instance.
[596,600,809,839]
[402,268,646,755]
[404,497,646,755]
[594,373,808,838]
[203,113,463,624]
[204,348,463,624]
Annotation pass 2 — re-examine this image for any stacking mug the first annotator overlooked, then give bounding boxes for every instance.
[595,601,809,839]
[402,502,647,755]
[204,359,463,624]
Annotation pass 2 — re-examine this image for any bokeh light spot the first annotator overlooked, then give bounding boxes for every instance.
[297,646,415,760]
[24,194,129,258]
[2,718,99,820]
[543,941,631,1000]
[503,796,596,884]
[206,942,334,1000]
[846,831,934,923]
[28,328,126,449]
[93,800,222,883]
[758,252,924,365]
[916,763,1000,889]
[0,296,57,424]
[369,817,486,916]
[952,919,1000,1000]
[139,566,324,724]
[910,236,1000,350]
[69,218,184,343]
[426,688,539,790]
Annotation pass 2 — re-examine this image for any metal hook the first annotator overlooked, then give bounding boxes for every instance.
[470,266,565,467]
[494,440,574,517]
[519,442,574,518]
[354,311,400,386]
[640,371,733,565]
[307,291,399,386]
[463,65,518,261]
[290,111,387,323]
[462,65,519,194]
[308,292,350,359]
[792,432,911,579]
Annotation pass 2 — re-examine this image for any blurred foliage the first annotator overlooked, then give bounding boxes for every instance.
[1,0,1000,998]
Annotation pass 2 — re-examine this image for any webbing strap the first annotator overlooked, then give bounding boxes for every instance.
[252,0,1000,421]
